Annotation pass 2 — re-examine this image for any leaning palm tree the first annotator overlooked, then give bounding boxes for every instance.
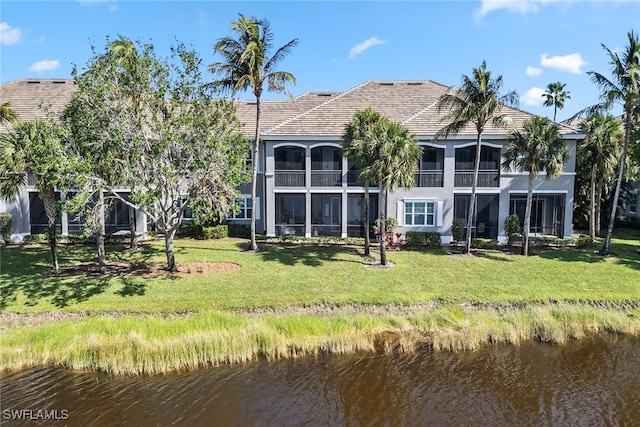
[363,117,422,266]
[542,82,571,121]
[0,119,65,272]
[578,31,640,256]
[341,108,385,256]
[502,116,569,256]
[0,102,19,130]
[210,14,298,251]
[578,113,622,239]
[435,60,519,254]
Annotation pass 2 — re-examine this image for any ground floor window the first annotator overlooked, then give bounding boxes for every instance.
[105,194,132,234]
[276,194,305,236]
[453,194,499,239]
[509,194,565,237]
[405,201,436,226]
[346,194,378,237]
[231,195,252,220]
[311,194,341,237]
[29,191,61,235]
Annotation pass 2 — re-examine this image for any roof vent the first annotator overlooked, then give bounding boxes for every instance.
[52,80,66,84]
[379,82,394,86]
[317,93,333,97]
[407,82,423,86]
[27,80,41,84]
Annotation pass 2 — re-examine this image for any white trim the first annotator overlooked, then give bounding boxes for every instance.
[419,142,447,149]
[266,136,341,142]
[273,142,307,149]
[453,141,503,149]
[309,188,344,193]
[309,142,342,149]
[502,171,576,177]
[273,188,308,193]
[396,201,403,226]
[436,200,444,227]
[346,188,380,193]
[453,189,502,194]
[509,190,569,196]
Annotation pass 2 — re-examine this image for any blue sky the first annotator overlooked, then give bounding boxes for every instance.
[1,0,639,121]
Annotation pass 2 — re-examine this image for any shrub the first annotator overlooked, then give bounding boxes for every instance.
[0,213,12,243]
[504,214,521,247]
[405,231,441,248]
[373,217,400,247]
[472,238,499,249]
[180,222,204,238]
[202,225,228,240]
[451,218,464,245]
[228,224,251,238]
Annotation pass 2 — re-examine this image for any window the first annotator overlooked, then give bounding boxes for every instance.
[405,201,436,226]
[232,195,252,219]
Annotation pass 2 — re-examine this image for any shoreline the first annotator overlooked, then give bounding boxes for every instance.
[2,302,639,376]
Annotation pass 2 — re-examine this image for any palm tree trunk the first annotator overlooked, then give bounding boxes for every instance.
[589,162,598,239]
[380,188,388,266]
[250,96,261,251]
[94,191,106,274]
[466,133,483,253]
[596,179,604,237]
[165,227,177,272]
[364,185,370,256]
[42,189,59,273]
[523,173,534,256]
[600,113,632,256]
[128,193,137,251]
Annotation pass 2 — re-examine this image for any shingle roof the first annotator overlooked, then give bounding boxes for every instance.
[1,78,583,138]
[0,79,76,132]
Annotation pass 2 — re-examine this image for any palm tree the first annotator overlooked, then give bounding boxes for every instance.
[210,14,298,251]
[0,102,19,130]
[0,119,64,272]
[341,108,384,256]
[583,31,640,256]
[542,82,571,121]
[435,60,519,254]
[363,117,422,266]
[502,116,569,256]
[578,113,622,239]
[107,35,141,251]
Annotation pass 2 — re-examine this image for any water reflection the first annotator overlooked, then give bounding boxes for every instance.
[2,333,639,426]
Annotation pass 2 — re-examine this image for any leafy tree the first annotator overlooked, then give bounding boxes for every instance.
[435,60,519,254]
[341,108,385,256]
[64,38,249,271]
[578,113,623,238]
[0,118,68,272]
[210,13,298,251]
[502,116,569,256]
[0,102,19,129]
[362,117,422,266]
[577,31,640,256]
[542,81,571,121]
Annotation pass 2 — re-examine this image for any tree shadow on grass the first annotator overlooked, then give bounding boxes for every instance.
[258,243,361,267]
[0,242,174,310]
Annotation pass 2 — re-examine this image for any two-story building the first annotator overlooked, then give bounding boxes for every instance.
[1,78,584,243]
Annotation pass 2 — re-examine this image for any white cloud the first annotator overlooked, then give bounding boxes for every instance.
[349,37,386,59]
[522,86,546,106]
[540,53,587,74]
[526,66,542,77]
[475,0,538,18]
[28,59,60,73]
[0,22,23,46]
[77,0,117,12]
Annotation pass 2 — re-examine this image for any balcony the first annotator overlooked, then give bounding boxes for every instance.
[415,171,444,187]
[311,170,342,187]
[454,171,499,187]
[274,171,305,187]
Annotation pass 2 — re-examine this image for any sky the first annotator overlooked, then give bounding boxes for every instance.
[1,0,639,121]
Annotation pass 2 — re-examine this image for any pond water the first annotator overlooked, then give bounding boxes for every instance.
[2,333,639,426]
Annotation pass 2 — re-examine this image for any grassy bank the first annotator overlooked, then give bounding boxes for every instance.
[1,305,639,375]
[1,231,639,374]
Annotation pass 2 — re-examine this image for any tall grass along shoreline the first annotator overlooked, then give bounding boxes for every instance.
[1,304,639,375]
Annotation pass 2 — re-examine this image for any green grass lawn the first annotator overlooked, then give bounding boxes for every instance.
[1,231,639,315]
[1,232,639,374]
